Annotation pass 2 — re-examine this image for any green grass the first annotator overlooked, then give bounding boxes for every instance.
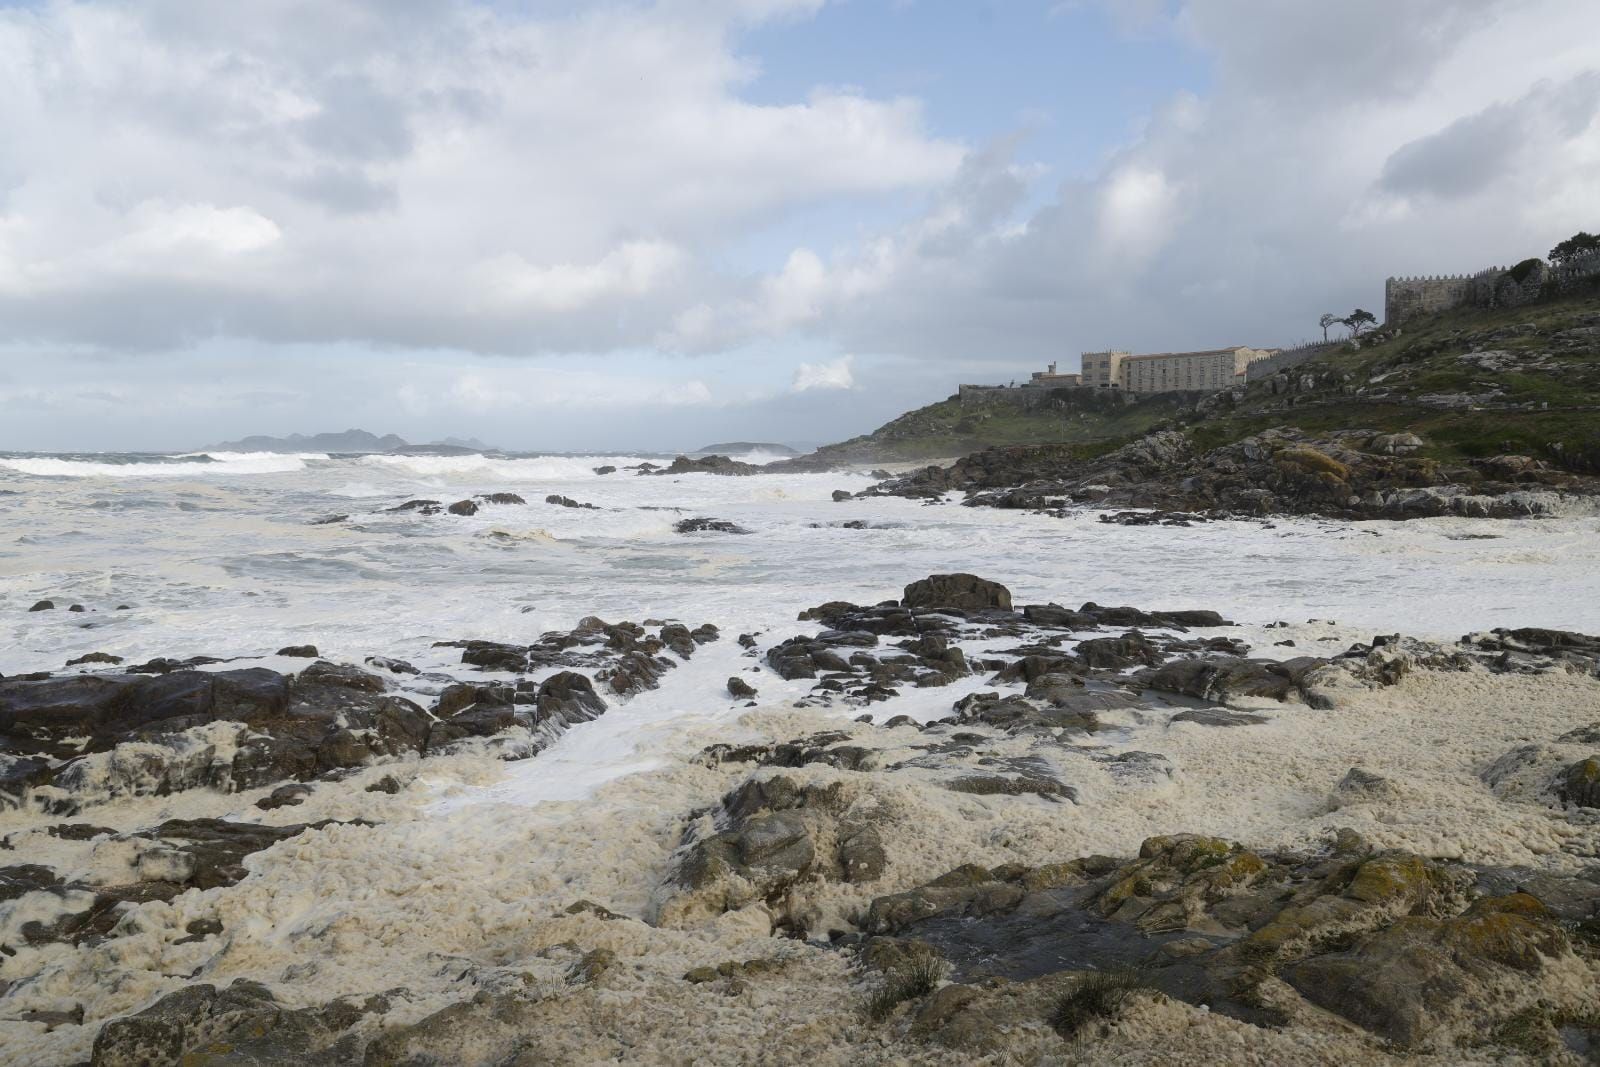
[807,284,1600,470]
[1051,967,1154,1040]
[862,956,946,1022]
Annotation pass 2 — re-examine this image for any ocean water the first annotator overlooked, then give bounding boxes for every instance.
[4,449,1600,679]
[5,449,1600,1067]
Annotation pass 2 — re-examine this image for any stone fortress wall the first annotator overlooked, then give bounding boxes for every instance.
[1385,248,1600,325]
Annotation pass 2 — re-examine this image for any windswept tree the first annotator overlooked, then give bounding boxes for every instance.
[1319,313,1340,343]
[1344,309,1377,336]
[1549,231,1600,265]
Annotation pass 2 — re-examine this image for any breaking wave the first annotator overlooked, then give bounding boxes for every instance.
[358,454,650,481]
[0,452,320,479]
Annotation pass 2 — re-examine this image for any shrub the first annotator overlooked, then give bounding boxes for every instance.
[1051,967,1153,1040]
[863,956,946,1022]
[1507,258,1542,284]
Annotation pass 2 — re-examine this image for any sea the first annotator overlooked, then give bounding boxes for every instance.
[4,447,1600,802]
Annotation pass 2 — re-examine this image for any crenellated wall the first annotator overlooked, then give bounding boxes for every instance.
[1385,251,1600,325]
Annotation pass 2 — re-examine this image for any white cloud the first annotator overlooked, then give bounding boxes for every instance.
[0,0,962,353]
[792,354,855,392]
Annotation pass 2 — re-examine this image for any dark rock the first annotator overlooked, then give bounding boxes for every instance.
[674,517,751,534]
[545,494,598,509]
[1558,756,1600,809]
[387,498,441,514]
[446,499,479,516]
[479,492,525,505]
[89,978,381,1067]
[650,454,763,476]
[593,465,617,475]
[902,574,1012,612]
[365,774,402,794]
[66,652,123,667]
[1170,707,1270,728]
[255,783,313,810]
[364,656,419,675]
[28,600,55,612]
[831,490,853,502]
[728,676,758,699]
[535,671,607,727]
[276,644,319,658]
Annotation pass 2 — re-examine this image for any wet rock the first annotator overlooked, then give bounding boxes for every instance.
[446,499,479,516]
[1285,894,1568,1046]
[276,644,319,658]
[479,493,526,505]
[1558,756,1600,809]
[651,454,763,476]
[593,465,617,475]
[1169,707,1269,728]
[727,676,757,699]
[831,490,852,502]
[387,498,441,514]
[365,774,402,794]
[28,600,55,612]
[902,573,1012,613]
[535,671,607,727]
[1332,766,1404,807]
[1136,655,1323,705]
[839,826,887,883]
[364,656,419,675]
[545,494,598,509]
[66,652,123,667]
[674,517,751,534]
[1,863,62,901]
[90,978,382,1067]
[255,783,313,810]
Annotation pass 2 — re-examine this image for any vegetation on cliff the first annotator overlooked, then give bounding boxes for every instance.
[803,282,1600,475]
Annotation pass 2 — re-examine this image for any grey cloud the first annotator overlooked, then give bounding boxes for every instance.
[1380,74,1600,200]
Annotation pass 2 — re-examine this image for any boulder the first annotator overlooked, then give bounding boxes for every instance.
[446,499,478,516]
[902,574,1012,612]
[674,517,751,534]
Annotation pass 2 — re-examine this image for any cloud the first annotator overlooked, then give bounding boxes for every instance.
[792,354,855,392]
[689,0,1600,366]
[0,0,962,353]
[1379,72,1600,200]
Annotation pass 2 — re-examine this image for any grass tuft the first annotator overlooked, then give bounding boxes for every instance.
[862,956,946,1023]
[1051,967,1154,1040]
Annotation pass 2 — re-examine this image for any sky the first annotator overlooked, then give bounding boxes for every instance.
[0,0,1597,452]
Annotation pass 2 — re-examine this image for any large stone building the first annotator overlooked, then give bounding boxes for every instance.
[1079,346,1272,393]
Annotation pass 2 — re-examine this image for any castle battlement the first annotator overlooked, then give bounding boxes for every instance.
[1384,251,1600,324]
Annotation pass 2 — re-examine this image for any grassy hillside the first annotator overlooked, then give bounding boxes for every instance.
[803,388,1203,464]
[804,284,1600,472]
[1188,289,1600,472]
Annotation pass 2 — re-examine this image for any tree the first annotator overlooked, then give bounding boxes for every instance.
[1549,231,1600,266]
[1319,313,1340,343]
[1344,309,1377,336]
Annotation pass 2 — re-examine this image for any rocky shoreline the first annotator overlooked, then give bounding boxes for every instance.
[3,575,1599,1064]
[853,429,1600,521]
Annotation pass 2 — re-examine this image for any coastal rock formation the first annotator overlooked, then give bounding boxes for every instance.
[868,426,1600,520]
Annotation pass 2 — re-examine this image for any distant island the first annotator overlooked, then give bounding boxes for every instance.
[205,430,496,454]
[693,441,799,456]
